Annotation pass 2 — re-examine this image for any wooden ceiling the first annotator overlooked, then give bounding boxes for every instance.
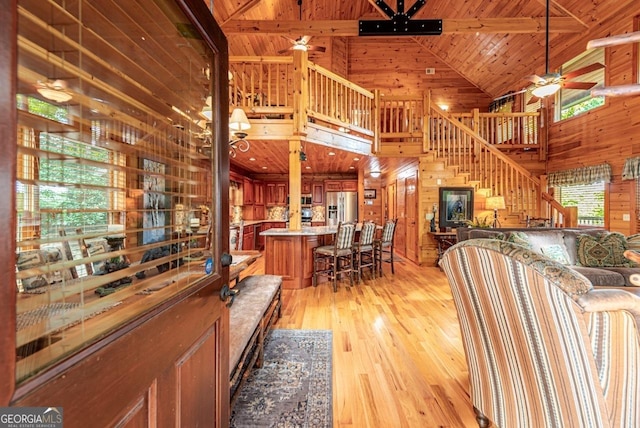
[211,0,638,175]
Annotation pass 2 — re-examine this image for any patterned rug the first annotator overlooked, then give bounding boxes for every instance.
[230,329,333,428]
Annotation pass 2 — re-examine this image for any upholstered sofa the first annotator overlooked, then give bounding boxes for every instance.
[457,227,640,286]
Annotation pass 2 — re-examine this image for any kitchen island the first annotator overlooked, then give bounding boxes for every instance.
[260,226,338,289]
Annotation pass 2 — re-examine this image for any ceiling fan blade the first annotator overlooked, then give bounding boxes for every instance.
[299,35,312,44]
[307,45,326,53]
[493,88,527,101]
[591,84,640,97]
[561,81,597,90]
[562,63,605,80]
[526,74,545,84]
[527,95,541,105]
[587,31,640,49]
[277,48,292,54]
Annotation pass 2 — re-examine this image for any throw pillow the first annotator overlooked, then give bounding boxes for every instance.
[506,231,533,249]
[541,244,571,265]
[626,233,640,267]
[576,232,630,267]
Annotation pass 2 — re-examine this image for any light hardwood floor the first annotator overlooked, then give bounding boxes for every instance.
[239,255,477,428]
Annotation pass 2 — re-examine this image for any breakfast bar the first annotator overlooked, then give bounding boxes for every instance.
[260,226,338,289]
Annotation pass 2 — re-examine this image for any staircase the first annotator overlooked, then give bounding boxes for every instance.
[375,93,576,226]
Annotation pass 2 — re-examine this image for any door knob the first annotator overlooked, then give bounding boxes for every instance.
[221,252,233,267]
[220,284,238,307]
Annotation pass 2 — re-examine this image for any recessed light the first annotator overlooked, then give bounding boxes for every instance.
[349,166,355,169]
[305,166,311,169]
[353,157,359,161]
[262,166,267,169]
[328,152,335,156]
[249,157,256,161]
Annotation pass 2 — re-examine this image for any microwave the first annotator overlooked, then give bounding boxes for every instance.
[301,194,312,205]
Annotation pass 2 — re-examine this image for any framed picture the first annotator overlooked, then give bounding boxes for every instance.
[141,159,168,245]
[363,189,376,199]
[439,187,474,230]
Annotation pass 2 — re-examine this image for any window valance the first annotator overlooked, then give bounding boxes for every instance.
[622,156,640,180]
[548,163,612,187]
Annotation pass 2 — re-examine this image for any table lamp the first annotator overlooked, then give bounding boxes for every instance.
[485,195,506,228]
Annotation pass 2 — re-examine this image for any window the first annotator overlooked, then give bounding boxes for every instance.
[14,0,221,382]
[558,182,605,227]
[557,48,605,120]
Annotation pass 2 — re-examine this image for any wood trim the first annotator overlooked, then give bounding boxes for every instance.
[0,0,17,406]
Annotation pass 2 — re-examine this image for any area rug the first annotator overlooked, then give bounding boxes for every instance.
[230,329,333,428]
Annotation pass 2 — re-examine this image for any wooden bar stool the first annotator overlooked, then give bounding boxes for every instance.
[353,221,377,283]
[374,218,398,276]
[312,221,356,292]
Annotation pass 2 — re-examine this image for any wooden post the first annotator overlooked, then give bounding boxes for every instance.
[472,108,480,157]
[288,138,302,231]
[423,90,430,153]
[373,89,381,154]
[538,102,548,161]
[292,49,308,136]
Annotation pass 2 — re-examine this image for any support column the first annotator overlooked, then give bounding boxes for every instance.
[289,138,302,231]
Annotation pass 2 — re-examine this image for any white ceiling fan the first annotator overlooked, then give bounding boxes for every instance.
[587,31,640,97]
[278,0,326,54]
[525,0,604,103]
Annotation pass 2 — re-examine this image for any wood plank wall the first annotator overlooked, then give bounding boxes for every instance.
[346,38,494,113]
[547,7,640,235]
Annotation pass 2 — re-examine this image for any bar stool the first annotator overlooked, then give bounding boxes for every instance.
[374,218,398,276]
[353,221,377,283]
[312,221,356,292]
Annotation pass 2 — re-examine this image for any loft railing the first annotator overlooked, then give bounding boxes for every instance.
[450,111,540,150]
[228,55,374,138]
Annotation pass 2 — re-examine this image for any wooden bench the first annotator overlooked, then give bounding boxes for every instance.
[229,274,282,406]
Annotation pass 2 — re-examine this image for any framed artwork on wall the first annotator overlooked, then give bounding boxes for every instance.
[364,189,376,199]
[142,159,168,245]
[439,187,474,230]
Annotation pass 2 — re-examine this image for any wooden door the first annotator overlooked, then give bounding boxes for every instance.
[396,179,407,257]
[405,172,418,263]
[3,1,232,426]
[387,182,396,221]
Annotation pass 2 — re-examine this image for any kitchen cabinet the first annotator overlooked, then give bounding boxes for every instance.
[242,225,254,250]
[324,180,357,192]
[254,180,264,205]
[312,182,324,205]
[302,181,312,194]
[243,177,254,205]
[266,182,288,206]
[253,205,264,220]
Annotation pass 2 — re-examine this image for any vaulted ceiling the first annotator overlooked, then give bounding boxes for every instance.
[211,0,638,175]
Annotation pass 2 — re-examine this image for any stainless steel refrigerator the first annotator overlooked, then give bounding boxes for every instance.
[325,191,358,226]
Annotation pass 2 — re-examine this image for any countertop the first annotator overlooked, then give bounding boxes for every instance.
[230,219,287,228]
[260,226,338,236]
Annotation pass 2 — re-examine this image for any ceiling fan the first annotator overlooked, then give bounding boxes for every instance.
[278,0,326,54]
[278,35,326,54]
[526,0,604,104]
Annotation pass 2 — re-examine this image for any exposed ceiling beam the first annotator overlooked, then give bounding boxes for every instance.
[223,17,585,36]
[531,0,588,28]
[220,0,263,26]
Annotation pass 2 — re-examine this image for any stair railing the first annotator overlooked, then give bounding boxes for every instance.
[428,104,541,216]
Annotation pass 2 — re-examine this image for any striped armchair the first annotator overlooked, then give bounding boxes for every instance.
[440,238,640,428]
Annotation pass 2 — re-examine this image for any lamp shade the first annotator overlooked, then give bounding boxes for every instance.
[229,108,251,132]
[531,82,561,98]
[485,195,506,210]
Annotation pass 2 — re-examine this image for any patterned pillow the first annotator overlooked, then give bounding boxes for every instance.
[625,233,640,266]
[506,231,533,249]
[576,232,630,267]
[541,244,571,265]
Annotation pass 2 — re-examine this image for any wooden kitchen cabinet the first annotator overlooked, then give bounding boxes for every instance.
[242,224,254,250]
[265,182,288,206]
[312,182,324,205]
[254,180,264,205]
[302,181,312,194]
[243,177,254,205]
[324,180,357,192]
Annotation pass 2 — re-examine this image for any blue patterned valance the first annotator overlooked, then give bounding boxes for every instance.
[622,156,640,180]
[548,164,612,187]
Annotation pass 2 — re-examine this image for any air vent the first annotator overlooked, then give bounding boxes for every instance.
[425,68,436,75]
